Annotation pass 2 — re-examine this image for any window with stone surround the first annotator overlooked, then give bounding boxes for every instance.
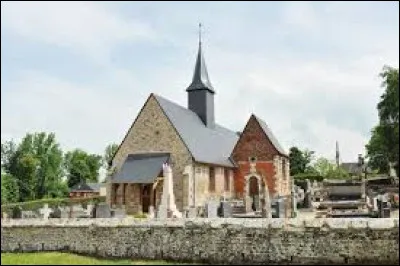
[209,166,215,192]
[224,168,230,191]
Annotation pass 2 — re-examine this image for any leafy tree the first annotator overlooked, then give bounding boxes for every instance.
[4,133,64,201]
[366,66,399,175]
[64,149,102,188]
[312,157,350,179]
[289,147,315,176]
[1,170,19,204]
[104,143,119,170]
[1,140,17,170]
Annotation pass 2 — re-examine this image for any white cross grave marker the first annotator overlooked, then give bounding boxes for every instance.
[39,203,52,220]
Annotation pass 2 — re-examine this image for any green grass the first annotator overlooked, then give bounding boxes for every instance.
[1,252,193,265]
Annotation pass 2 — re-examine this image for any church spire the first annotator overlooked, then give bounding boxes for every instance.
[186,23,215,93]
[186,23,215,128]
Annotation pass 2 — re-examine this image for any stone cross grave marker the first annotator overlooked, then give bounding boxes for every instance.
[39,204,52,220]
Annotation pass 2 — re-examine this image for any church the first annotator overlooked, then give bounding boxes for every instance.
[106,36,291,216]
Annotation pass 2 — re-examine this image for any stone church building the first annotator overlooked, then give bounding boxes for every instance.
[106,39,291,215]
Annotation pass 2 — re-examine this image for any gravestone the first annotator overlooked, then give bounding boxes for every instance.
[95,203,111,218]
[22,210,38,219]
[12,206,22,219]
[205,200,219,218]
[71,205,89,218]
[304,179,313,208]
[112,208,126,218]
[219,201,232,218]
[39,204,52,220]
[186,206,197,218]
[49,207,62,218]
[377,194,391,218]
[271,198,285,218]
[291,179,298,218]
[84,204,94,217]
[59,207,70,218]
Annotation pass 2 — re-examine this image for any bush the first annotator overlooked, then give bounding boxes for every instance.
[1,196,106,213]
[293,173,324,182]
[133,212,147,219]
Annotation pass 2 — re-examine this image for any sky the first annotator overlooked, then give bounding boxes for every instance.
[1,1,399,169]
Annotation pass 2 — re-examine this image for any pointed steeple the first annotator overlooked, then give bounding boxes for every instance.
[186,23,215,128]
[186,23,215,93]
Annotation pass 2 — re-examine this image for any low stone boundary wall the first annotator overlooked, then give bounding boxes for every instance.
[1,218,399,265]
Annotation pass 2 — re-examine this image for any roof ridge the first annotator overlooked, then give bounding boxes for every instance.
[252,114,288,156]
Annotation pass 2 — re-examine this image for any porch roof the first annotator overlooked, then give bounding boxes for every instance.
[111,153,170,184]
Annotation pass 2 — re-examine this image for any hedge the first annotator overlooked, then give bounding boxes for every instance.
[1,196,106,213]
[292,173,324,182]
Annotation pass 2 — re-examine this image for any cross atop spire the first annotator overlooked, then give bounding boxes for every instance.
[199,23,202,45]
[186,23,215,93]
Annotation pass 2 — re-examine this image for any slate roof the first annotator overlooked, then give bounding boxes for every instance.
[111,153,170,184]
[253,115,288,156]
[154,94,238,167]
[70,182,102,192]
[186,43,215,93]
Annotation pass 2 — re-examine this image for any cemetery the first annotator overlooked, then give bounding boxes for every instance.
[1,163,399,265]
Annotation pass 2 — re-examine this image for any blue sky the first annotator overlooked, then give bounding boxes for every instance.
[1,1,399,169]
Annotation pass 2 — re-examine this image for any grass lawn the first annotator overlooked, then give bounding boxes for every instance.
[1,252,194,265]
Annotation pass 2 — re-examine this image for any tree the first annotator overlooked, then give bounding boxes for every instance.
[64,149,103,188]
[4,132,64,202]
[312,157,350,179]
[289,147,315,176]
[366,66,399,175]
[104,143,119,170]
[1,170,19,204]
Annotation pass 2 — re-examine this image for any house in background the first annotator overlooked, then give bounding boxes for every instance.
[69,182,106,198]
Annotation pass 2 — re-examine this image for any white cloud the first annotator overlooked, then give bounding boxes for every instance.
[280,1,319,32]
[1,1,398,169]
[0,1,156,64]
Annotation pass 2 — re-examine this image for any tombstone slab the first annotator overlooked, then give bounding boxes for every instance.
[112,208,126,218]
[39,204,52,220]
[95,203,111,218]
[187,207,197,218]
[205,200,219,218]
[220,202,232,218]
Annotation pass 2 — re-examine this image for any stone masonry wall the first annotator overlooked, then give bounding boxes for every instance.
[1,218,398,265]
[108,94,193,212]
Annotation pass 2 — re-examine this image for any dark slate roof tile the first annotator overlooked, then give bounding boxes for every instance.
[154,94,238,167]
[111,153,169,183]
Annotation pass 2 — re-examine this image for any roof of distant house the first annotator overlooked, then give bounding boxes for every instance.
[70,182,103,192]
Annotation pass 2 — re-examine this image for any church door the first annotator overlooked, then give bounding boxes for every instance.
[249,176,260,211]
[141,185,151,213]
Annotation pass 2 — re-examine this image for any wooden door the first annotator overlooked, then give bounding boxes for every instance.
[142,185,151,213]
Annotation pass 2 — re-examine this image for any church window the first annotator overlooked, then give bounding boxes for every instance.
[209,167,215,192]
[224,168,230,191]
